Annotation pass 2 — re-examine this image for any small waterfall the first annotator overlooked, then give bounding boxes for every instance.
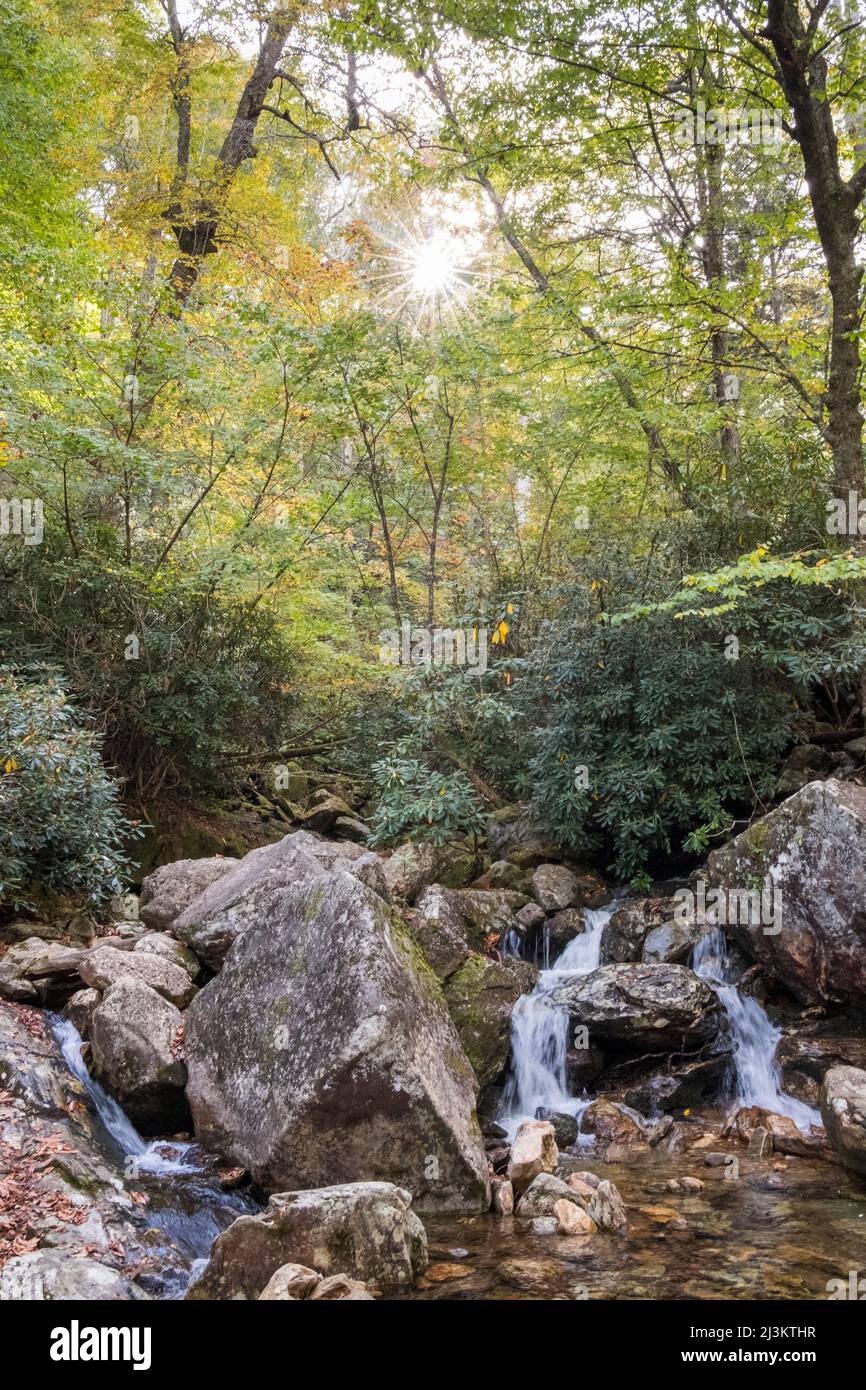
[500,903,616,1135]
[692,928,820,1133]
[49,1014,257,1298]
[53,1016,195,1175]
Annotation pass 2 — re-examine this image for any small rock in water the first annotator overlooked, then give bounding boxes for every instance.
[569,1169,601,1190]
[216,1165,247,1189]
[580,1098,645,1146]
[491,1178,514,1215]
[517,1172,587,1217]
[424,1262,472,1283]
[665,1175,704,1193]
[565,1175,597,1200]
[554,1199,597,1236]
[527,1216,560,1235]
[639,1204,678,1224]
[308,1273,376,1300]
[258,1264,322,1301]
[648,1115,674,1147]
[747,1126,772,1158]
[586,1179,629,1235]
[704,1151,730,1167]
[508,1119,558,1194]
[534,1107,578,1148]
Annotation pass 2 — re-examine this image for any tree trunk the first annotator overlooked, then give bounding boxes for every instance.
[761,0,865,494]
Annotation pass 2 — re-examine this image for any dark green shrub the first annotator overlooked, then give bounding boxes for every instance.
[368,747,487,846]
[525,567,861,882]
[0,544,299,798]
[0,667,137,907]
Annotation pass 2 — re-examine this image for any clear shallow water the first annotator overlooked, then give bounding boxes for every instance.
[391,1130,866,1301]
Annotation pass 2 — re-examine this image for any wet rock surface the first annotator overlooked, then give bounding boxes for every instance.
[550,963,720,1052]
[820,1066,866,1177]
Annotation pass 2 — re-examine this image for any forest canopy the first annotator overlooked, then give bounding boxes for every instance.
[2,0,865,887]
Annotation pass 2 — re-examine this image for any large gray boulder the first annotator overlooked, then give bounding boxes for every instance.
[79,945,197,1010]
[820,1066,866,1178]
[187,1183,427,1298]
[707,780,866,1006]
[550,963,719,1052]
[90,979,189,1132]
[139,856,238,931]
[171,831,389,970]
[184,873,490,1212]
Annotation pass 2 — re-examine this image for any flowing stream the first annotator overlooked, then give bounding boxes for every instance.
[691,928,820,1132]
[499,905,821,1139]
[42,907,821,1300]
[49,1016,256,1297]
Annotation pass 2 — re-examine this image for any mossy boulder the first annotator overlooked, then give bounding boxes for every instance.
[443,954,538,1095]
[184,872,489,1213]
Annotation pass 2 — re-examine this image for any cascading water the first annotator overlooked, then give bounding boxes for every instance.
[500,902,617,1136]
[49,1015,256,1296]
[500,905,821,1141]
[692,928,820,1133]
[54,1016,192,1176]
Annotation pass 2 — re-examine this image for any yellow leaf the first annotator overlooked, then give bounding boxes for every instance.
[506,602,513,614]
[3,757,16,774]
